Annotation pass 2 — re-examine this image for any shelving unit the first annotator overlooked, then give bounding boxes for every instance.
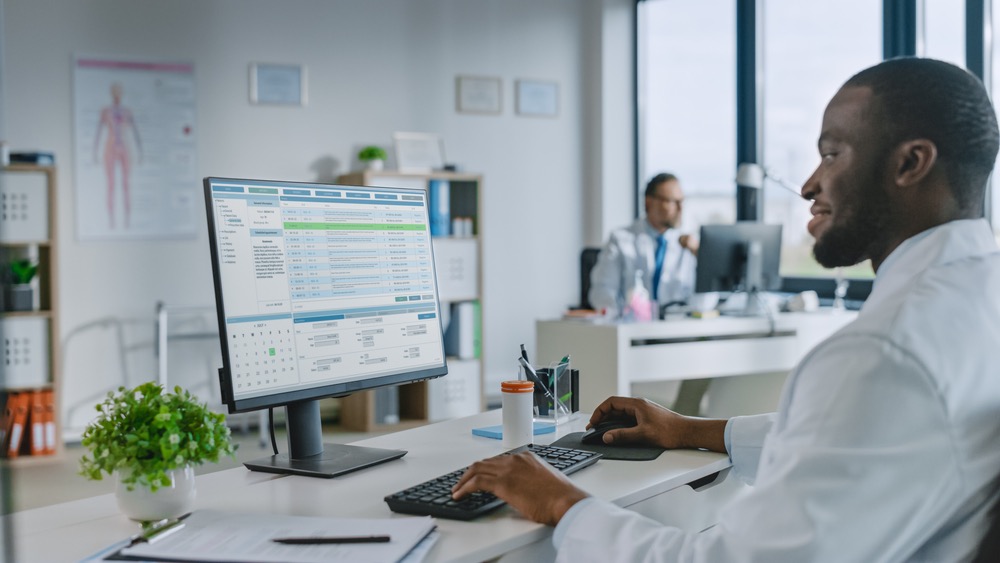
[335,170,484,431]
[0,164,61,460]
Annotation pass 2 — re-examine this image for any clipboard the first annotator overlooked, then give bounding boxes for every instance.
[97,510,436,563]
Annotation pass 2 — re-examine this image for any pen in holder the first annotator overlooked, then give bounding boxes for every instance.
[522,358,576,427]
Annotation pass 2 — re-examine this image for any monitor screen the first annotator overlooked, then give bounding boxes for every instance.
[204,177,447,477]
[695,222,782,295]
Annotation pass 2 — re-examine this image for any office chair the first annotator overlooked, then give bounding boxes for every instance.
[579,247,601,310]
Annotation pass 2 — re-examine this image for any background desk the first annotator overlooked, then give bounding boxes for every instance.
[6,410,737,562]
[537,310,857,413]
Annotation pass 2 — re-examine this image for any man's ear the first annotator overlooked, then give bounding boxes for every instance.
[893,139,938,187]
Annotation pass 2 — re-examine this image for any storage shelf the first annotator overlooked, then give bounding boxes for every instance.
[0,451,63,467]
[1,310,52,319]
[0,383,54,393]
[0,241,51,247]
[1,164,55,173]
[0,164,61,463]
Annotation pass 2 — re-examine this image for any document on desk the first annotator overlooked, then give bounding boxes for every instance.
[114,509,436,563]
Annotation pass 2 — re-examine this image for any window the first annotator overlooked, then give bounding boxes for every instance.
[638,0,736,236]
[761,0,881,279]
[921,0,966,66]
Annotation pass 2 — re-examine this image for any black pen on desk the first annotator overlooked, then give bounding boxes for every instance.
[272,535,392,545]
[520,343,530,364]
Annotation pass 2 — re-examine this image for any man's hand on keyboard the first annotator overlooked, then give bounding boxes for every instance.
[451,451,589,526]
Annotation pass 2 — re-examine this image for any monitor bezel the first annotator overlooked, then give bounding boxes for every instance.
[204,176,449,415]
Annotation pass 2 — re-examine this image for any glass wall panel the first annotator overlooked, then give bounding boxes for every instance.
[638,0,737,237]
[762,0,881,278]
[921,0,966,66]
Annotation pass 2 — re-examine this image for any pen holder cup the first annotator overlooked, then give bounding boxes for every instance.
[526,363,579,427]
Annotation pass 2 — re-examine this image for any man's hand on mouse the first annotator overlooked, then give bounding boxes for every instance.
[451,452,589,526]
[588,396,728,452]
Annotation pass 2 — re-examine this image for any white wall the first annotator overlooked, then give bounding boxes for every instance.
[2,0,634,431]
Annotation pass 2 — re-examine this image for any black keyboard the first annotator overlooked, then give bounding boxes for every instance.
[384,443,602,520]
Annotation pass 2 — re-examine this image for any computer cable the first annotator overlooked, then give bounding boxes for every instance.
[268,407,278,455]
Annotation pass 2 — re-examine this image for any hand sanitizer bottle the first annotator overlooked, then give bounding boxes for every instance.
[623,270,653,322]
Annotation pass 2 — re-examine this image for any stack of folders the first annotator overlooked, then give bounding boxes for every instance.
[428,179,450,237]
[96,510,438,563]
[0,389,56,458]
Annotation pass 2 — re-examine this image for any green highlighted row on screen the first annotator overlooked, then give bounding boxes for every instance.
[283,222,427,231]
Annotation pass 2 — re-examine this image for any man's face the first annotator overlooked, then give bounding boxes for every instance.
[802,86,892,268]
[645,180,684,232]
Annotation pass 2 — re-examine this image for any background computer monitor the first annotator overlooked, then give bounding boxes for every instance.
[204,177,448,478]
[695,222,782,301]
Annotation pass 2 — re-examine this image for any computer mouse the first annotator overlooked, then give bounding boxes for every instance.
[580,417,637,445]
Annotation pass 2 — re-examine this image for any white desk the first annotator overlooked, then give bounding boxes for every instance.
[538,310,856,413]
[6,410,737,562]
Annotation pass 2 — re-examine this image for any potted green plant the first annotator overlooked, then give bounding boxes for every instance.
[358,145,388,171]
[5,259,37,311]
[79,382,237,521]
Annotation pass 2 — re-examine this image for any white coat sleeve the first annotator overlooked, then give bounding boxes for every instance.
[554,334,961,562]
[725,413,776,485]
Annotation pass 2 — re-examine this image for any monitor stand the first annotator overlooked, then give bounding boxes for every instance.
[721,240,770,317]
[244,399,406,479]
[720,289,769,317]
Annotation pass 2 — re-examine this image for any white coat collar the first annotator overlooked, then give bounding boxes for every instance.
[866,218,997,311]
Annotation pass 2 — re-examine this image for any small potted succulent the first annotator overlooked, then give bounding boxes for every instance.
[5,259,37,311]
[358,145,388,171]
[79,382,237,522]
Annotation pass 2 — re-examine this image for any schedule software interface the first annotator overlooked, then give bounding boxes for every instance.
[207,179,445,403]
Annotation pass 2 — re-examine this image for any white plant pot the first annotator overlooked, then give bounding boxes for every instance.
[115,466,196,522]
[366,159,384,171]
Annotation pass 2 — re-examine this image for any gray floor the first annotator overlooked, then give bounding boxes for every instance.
[5,423,387,512]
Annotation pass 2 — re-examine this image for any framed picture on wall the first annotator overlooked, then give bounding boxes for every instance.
[393,132,445,173]
[250,63,307,106]
[456,75,502,114]
[516,79,559,117]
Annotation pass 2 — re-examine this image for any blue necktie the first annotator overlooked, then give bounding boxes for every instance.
[652,235,667,301]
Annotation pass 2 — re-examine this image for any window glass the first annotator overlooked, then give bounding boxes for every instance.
[638,0,736,238]
[921,0,966,66]
[762,0,881,278]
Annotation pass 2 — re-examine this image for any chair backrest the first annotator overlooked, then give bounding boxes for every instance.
[579,247,602,310]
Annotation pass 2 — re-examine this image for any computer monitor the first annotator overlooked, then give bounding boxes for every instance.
[204,177,448,478]
[695,222,782,315]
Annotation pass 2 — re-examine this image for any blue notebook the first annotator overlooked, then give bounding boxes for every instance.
[471,422,555,440]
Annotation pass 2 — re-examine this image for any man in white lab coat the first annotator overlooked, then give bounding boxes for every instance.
[587,173,699,315]
[454,57,1000,561]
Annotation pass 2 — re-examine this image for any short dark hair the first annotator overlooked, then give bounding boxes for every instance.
[845,58,999,213]
[644,173,679,198]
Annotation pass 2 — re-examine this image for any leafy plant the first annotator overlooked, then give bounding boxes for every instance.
[79,382,237,492]
[357,145,387,162]
[10,259,37,285]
